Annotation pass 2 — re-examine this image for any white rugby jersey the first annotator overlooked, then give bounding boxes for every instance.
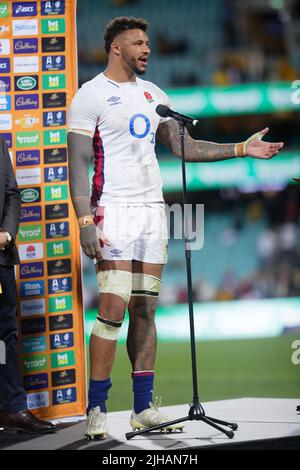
[68,73,171,205]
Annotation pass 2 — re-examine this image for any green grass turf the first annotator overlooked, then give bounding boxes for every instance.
[86,334,300,411]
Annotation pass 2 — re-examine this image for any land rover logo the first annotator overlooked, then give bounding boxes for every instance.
[21,188,39,203]
[17,76,37,91]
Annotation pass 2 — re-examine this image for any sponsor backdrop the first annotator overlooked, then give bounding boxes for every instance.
[0,0,86,419]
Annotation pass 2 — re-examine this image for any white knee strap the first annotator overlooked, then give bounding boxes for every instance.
[96,269,132,306]
[91,316,122,341]
[131,273,161,297]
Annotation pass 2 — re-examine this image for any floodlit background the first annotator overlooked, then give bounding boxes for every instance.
[77,0,300,410]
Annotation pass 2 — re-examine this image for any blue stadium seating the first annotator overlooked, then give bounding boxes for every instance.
[77,0,223,87]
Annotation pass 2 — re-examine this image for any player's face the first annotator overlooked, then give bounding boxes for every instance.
[118,29,150,76]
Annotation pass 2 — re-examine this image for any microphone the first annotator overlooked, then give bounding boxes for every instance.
[156,104,199,127]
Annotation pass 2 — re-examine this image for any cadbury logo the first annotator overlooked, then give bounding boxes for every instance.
[16,96,38,107]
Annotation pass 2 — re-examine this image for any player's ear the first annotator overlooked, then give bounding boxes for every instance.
[110,41,121,56]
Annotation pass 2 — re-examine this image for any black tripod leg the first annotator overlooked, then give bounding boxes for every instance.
[205,415,238,430]
[201,415,234,439]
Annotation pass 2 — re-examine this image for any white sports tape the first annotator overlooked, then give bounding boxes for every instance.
[243,130,263,154]
[96,269,132,306]
[131,273,161,297]
[91,317,122,341]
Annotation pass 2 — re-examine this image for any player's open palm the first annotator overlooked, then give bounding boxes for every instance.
[247,127,284,159]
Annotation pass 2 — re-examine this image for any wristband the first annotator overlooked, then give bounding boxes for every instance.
[78,215,94,228]
[234,142,246,158]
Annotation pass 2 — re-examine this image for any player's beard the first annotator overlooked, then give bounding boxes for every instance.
[121,50,147,76]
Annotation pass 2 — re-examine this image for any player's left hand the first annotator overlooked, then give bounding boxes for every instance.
[246,127,284,159]
[0,232,9,250]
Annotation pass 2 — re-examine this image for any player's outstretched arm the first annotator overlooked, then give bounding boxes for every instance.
[67,132,109,260]
[156,120,284,162]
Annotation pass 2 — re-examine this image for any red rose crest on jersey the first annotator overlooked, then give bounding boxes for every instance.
[144,91,154,103]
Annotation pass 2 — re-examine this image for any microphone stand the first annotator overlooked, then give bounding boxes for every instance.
[126,120,238,440]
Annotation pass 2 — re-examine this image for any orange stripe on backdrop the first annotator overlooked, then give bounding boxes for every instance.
[0,0,87,419]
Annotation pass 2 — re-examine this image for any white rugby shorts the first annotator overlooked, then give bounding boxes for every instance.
[93,204,168,264]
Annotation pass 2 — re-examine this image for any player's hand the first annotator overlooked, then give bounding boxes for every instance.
[246,127,284,159]
[80,224,110,260]
[0,232,9,250]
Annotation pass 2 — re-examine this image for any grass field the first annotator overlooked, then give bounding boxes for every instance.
[85,333,300,412]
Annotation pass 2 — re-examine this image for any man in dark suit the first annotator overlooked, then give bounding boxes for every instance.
[0,137,57,433]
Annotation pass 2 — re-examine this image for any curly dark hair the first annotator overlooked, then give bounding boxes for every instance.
[103,16,148,54]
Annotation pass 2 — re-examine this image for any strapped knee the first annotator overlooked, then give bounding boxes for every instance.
[131,273,161,298]
[96,269,132,307]
[91,315,123,341]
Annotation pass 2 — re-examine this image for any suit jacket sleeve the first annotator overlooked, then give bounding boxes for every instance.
[1,138,21,240]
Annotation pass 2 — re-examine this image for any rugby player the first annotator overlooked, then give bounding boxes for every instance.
[68,16,284,439]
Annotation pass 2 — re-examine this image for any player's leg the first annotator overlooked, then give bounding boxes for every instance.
[127,204,167,377]
[126,205,184,432]
[127,205,166,420]
[86,259,132,439]
[127,261,183,432]
[127,260,162,373]
[127,260,162,420]
[90,259,131,379]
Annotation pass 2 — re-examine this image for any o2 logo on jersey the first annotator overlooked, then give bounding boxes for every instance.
[129,113,154,143]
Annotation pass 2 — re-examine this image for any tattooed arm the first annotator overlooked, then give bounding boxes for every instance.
[156,119,284,162]
[156,119,235,162]
[67,132,109,260]
[67,131,94,218]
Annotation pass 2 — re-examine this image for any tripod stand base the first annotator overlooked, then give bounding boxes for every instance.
[126,403,238,440]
